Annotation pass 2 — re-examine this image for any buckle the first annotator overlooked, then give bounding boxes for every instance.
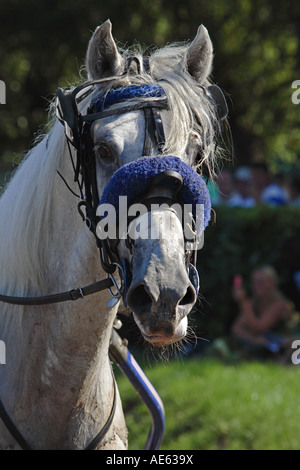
[107,262,125,308]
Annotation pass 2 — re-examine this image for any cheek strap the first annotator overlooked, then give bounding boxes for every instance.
[188,263,200,295]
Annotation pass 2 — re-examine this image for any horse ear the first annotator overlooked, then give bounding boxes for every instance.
[85,20,124,79]
[182,25,213,83]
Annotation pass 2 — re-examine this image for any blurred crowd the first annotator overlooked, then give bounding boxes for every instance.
[210,162,300,208]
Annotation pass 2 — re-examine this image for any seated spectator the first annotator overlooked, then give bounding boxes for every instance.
[231,266,294,354]
[227,166,256,208]
[251,162,288,206]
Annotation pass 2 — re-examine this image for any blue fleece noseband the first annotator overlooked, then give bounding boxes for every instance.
[92,84,166,111]
[99,156,211,228]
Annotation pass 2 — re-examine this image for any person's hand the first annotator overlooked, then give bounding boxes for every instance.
[232,275,247,303]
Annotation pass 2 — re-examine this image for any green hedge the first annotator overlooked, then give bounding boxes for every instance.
[195,206,300,339]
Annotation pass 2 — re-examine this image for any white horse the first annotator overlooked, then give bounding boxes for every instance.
[0,20,225,449]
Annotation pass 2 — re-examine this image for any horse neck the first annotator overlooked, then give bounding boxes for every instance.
[0,125,125,449]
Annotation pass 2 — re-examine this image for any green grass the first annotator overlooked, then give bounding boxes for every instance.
[114,357,300,450]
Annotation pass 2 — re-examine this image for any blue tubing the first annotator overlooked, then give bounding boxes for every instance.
[118,351,165,450]
[109,329,165,450]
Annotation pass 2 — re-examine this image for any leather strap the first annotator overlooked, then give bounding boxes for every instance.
[81,99,168,123]
[0,400,31,450]
[0,278,113,306]
[142,107,156,156]
[84,376,117,450]
[0,375,117,450]
[152,107,165,151]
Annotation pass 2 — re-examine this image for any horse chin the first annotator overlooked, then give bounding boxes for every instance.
[133,314,188,347]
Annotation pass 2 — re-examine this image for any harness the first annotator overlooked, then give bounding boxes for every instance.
[0,58,228,450]
[56,79,170,277]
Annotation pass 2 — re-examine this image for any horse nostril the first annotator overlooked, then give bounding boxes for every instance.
[179,285,196,306]
[127,284,153,315]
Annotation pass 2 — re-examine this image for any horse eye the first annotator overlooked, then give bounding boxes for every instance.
[95,144,112,162]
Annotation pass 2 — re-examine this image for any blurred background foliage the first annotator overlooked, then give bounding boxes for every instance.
[196,206,300,339]
[1,0,300,173]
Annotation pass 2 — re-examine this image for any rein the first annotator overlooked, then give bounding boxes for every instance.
[0,373,117,451]
[0,278,113,305]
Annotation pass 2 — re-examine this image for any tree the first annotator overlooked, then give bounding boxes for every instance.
[0,0,299,173]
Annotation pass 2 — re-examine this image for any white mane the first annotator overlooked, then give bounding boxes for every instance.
[90,44,222,174]
[151,44,220,169]
[0,121,65,296]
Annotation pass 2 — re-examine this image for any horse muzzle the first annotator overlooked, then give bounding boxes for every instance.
[97,155,209,346]
[124,208,198,347]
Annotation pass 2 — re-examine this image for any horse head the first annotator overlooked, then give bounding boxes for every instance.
[57,20,227,348]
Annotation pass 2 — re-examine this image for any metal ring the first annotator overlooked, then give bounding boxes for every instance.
[108,262,125,298]
[85,217,92,230]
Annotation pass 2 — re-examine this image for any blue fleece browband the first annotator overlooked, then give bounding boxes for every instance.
[99,156,211,228]
[92,84,166,111]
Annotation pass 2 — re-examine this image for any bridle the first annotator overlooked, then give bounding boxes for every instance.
[0,57,228,449]
[0,55,228,305]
